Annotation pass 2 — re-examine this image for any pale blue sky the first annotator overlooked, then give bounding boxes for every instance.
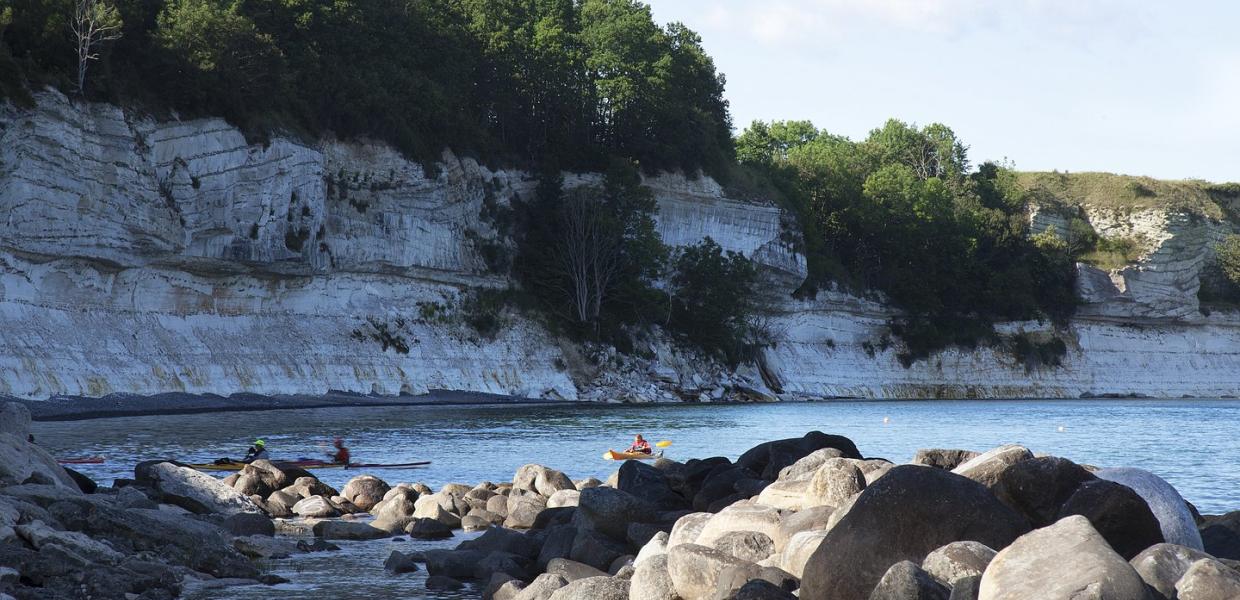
[647,1,1238,182]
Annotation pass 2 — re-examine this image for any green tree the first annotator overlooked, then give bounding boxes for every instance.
[155,0,282,109]
[1216,235,1240,287]
[670,237,758,365]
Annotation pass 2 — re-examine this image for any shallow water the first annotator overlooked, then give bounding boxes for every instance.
[30,398,1240,598]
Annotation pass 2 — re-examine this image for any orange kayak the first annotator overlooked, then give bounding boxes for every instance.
[603,449,657,461]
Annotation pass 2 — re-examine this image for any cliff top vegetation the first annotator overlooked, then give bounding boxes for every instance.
[1017,171,1240,221]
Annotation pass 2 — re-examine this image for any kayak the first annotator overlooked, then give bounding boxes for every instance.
[188,459,431,472]
[58,455,105,465]
[602,450,657,461]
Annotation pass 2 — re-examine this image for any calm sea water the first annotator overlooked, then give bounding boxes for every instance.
[30,399,1240,599]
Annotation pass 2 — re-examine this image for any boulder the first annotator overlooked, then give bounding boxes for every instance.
[514,573,570,600]
[774,504,836,552]
[801,465,1028,600]
[807,458,866,507]
[547,575,629,600]
[920,541,995,588]
[576,486,658,539]
[636,530,670,565]
[756,480,810,511]
[415,495,463,529]
[991,456,1096,527]
[1095,467,1203,550]
[16,519,123,563]
[1130,543,1214,600]
[475,551,531,581]
[547,489,580,508]
[0,430,77,491]
[263,490,297,518]
[668,543,751,600]
[1057,479,1164,559]
[670,511,715,548]
[630,552,678,600]
[697,503,782,547]
[423,549,486,579]
[912,449,980,470]
[406,517,454,540]
[863,463,895,486]
[725,579,798,599]
[545,558,608,582]
[312,520,387,540]
[488,493,511,518]
[609,554,634,575]
[292,495,340,518]
[1199,511,1240,560]
[950,445,1032,488]
[569,529,629,571]
[714,530,776,563]
[514,464,575,497]
[458,524,541,558]
[695,466,761,512]
[485,574,522,600]
[736,432,862,481]
[232,534,299,559]
[469,507,506,525]
[222,512,275,537]
[62,467,98,494]
[619,460,687,509]
[869,561,950,600]
[947,575,981,600]
[140,462,263,516]
[463,514,490,531]
[537,525,578,570]
[575,477,603,490]
[342,474,391,511]
[385,550,420,574]
[782,530,829,578]
[778,448,847,482]
[628,521,665,547]
[0,403,31,437]
[281,476,339,499]
[977,515,1149,600]
[1175,558,1240,600]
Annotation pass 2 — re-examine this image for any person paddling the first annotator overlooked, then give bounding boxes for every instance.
[328,437,350,466]
[241,439,269,463]
[626,434,652,455]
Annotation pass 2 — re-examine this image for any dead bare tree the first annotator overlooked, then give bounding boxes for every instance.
[71,0,123,95]
[547,188,624,331]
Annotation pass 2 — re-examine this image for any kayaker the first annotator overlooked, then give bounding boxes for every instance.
[242,439,269,463]
[626,434,652,455]
[328,437,350,465]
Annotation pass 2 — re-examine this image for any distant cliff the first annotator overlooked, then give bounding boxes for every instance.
[4,91,1240,400]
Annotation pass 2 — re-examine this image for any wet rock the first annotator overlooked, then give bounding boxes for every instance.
[801,465,1027,600]
[232,534,298,559]
[992,456,1095,527]
[292,495,340,518]
[920,541,995,588]
[950,445,1032,488]
[1057,479,1164,559]
[1174,558,1240,600]
[668,543,750,600]
[474,551,531,581]
[631,552,678,599]
[138,462,262,516]
[426,575,466,590]
[342,474,391,511]
[869,561,949,600]
[423,549,486,579]
[459,524,541,558]
[514,573,570,600]
[913,449,980,471]
[223,512,274,537]
[977,515,1148,600]
[1200,511,1240,560]
[1130,543,1214,599]
[1095,467,1203,550]
[545,557,609,582]
[16,519,123,563]
[463,514,491,531]
[384,549,420,574]
[547,575,629,600]
[312,520,387,540]
[714,530,776,563]
[807,458,866,507]
[406,517,454,540]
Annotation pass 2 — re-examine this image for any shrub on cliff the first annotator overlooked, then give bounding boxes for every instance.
[669,237,760,366]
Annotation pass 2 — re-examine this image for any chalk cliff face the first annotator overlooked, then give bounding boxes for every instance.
[3,90,1240,401]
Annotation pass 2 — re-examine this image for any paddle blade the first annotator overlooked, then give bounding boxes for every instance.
[655,440,672,448]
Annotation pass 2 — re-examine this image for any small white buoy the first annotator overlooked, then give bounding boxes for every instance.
[883,416,891,424]
[1057,425,1066,433]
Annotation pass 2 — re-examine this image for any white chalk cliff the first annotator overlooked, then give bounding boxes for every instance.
[3,90,1239,401]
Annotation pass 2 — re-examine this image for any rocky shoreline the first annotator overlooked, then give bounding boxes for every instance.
[4,400,1240,599]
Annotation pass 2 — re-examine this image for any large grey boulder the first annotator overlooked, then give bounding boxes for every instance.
[635,530,669,565]
[913,449,979,470]
[1095,467,1203,550]
[697,503,782,547]
[423,549,487,579]
[978,515,1149,600]
[1057,479,1164,559]
[545,558,608,582]
[778,448,846,482]
[667,543,750,600]
[921,541,995,588]
[630,553,678,600]
[736,432,862,481]
[774,504,835,552]
[514,464,575,497]
[619,460,687,509]
[547,575,629,600]
[1130,543,1214,600]
[1174,558,1240,600]
[991,456,1095,527]
[341,474,390,511]
[755,480,811,511]
[16,519,123,564]
[575,486,658,539]
[569,529,628,571]
[869,561,949,600]
[312,520,387,540]
[292,495,340,518]
[1200,511,1240,560]
[801,465,1028,600]
[0,404,78,491]
[669,512,713,548]
[513,573,569,600]
[807,458,866,507]
[505,489,548,529]
[782,530,829,578]
[0,402,31,437]
[714,530,776,563]
[141,462,263,515]
[950,445,1032,488]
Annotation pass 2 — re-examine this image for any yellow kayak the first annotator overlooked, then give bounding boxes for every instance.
[602,449,657,461]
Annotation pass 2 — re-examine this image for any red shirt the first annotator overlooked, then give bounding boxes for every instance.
[332,447,350,464]
[628,439,652,454]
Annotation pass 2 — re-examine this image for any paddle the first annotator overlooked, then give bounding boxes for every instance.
[656,440,672,448]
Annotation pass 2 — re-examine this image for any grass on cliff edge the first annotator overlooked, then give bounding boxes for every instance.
[1017,171,1240,221]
